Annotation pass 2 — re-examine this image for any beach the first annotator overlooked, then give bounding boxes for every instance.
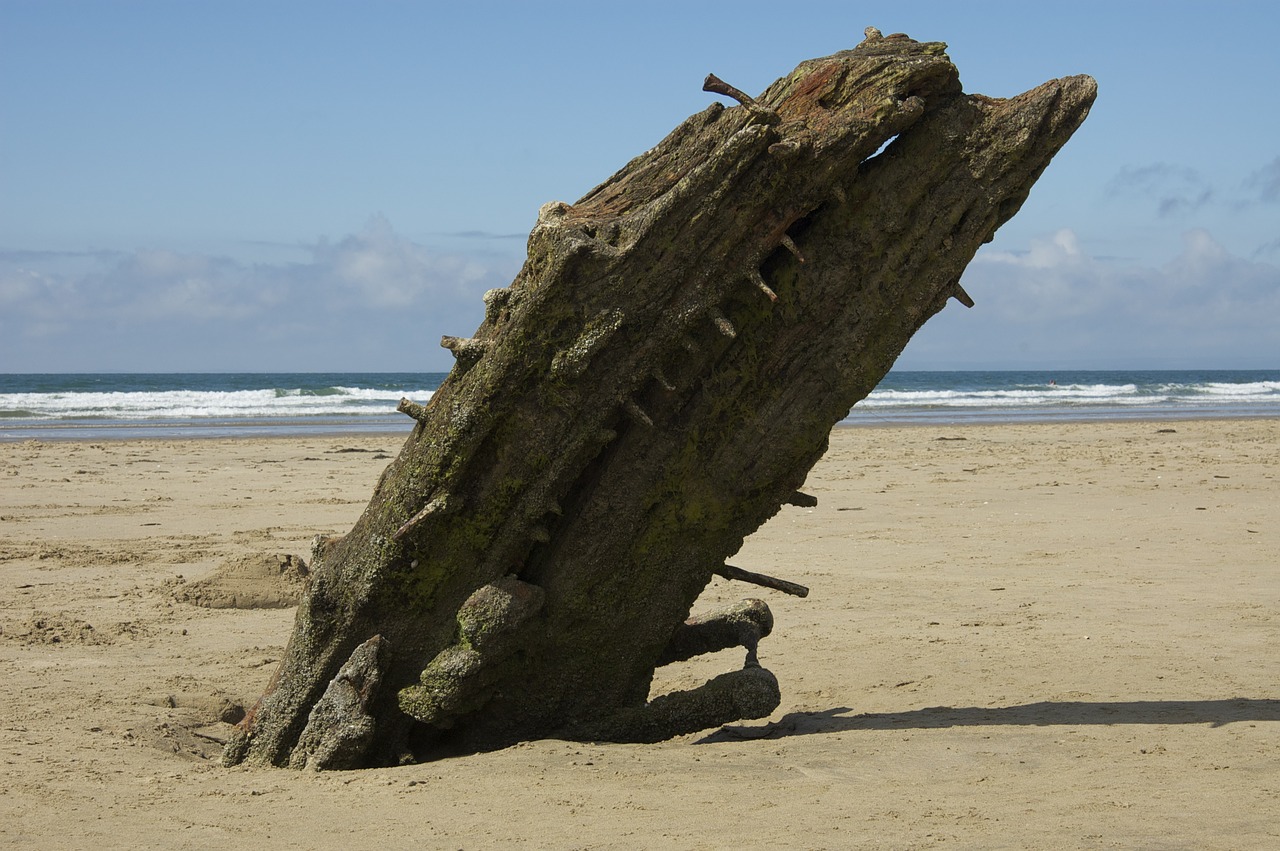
[2,418,1277,848]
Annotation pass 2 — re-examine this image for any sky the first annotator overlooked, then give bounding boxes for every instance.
[2,0,1278,373]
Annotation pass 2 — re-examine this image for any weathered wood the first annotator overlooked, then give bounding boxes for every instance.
[224,29,1094,770]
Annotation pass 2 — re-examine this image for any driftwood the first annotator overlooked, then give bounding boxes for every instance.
[224,28,1095,769]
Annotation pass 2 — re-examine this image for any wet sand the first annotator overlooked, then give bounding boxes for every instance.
[2,419,1277,848]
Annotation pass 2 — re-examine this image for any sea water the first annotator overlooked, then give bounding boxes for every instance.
[846,370,1280,425]
[0,370,1276,440]
[0,373,444,440]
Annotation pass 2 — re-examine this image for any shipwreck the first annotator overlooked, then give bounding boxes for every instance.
[224,28,1095,770]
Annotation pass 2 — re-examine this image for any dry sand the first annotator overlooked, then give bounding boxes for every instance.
[1,419,1277,849]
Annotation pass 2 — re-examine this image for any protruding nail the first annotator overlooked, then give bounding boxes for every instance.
[749,269,778,302]
[397,397,430,424]
[702,73,758,107]
[711,310,737,339]
[780,234,805,263]
[715,563,810,598]
[482,288,512,323]
[440,335,489,358]
[621,397,654,428]
[394,496,451,540]
[703,73,779,124]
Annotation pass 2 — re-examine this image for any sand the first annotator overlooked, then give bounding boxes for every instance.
[1,419,1277,849]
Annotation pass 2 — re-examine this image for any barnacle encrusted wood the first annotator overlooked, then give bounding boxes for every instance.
[224,28,1095,769]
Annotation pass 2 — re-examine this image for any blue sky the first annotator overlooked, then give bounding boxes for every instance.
[2,1,1277,372]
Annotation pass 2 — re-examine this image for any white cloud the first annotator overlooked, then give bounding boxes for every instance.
[901,227,1280,368]
[0,267,42,304]
[0,216,520,371]
[312,215,493,307]
[975,229,1094,320]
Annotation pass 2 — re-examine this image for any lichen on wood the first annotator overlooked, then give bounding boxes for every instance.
[224,27,1095,770]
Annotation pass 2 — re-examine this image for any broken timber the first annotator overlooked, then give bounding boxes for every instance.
[224,28,1095,770]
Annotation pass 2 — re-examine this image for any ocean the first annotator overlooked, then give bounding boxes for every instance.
[0,370,1277,441]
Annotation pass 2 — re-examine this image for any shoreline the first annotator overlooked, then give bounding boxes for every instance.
[2,408,1278,443]
[5,369,1276,442]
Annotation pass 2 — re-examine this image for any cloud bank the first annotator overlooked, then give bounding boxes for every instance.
[4,219,1276,372]
[1,216,520,372]
[900,227,1280,369]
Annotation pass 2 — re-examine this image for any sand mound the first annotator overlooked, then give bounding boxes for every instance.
[174,553,309,609]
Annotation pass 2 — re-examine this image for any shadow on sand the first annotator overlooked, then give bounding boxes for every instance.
[698,698,1280,743]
